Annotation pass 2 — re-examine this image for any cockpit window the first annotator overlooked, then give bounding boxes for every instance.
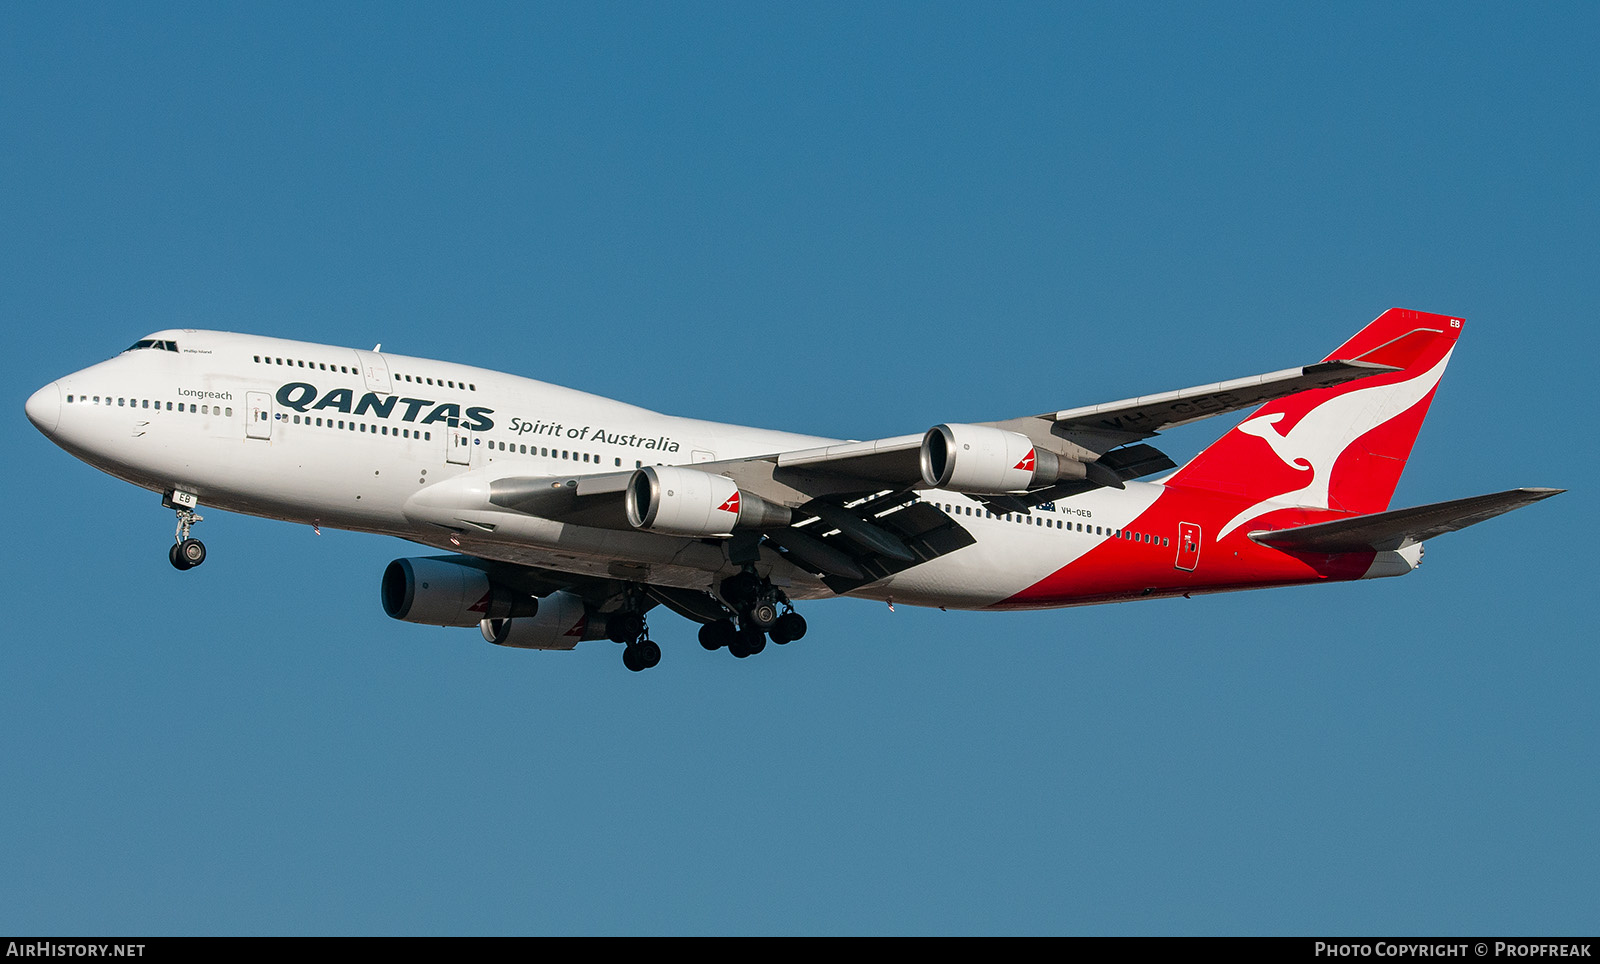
[124,339,179,353]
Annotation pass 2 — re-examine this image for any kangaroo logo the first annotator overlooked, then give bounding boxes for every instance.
[1014,448,1036,473]
[1217,349,1453,539]
[717,491,741,515]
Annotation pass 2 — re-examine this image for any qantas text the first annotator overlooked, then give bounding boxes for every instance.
[276,382,494,431]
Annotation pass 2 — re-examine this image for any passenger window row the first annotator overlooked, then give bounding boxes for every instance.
[480,439,628,468]
[280,413,432,440]
[66,394,230,417]
[938,502,1171,547]
[393,372,476,391]
[251,353,477,392]
[254,354,355,375]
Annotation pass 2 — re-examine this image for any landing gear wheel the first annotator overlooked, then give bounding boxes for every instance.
[637,639,661,669]
[772,612,806,644]
[747,599,780,629]
[622,638,661,672]
[699,619,735,651]
[729,625,766,658]
[168,543,192,571]
[177,538,206,568]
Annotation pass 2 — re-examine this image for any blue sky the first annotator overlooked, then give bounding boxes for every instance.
[3,2,1595,935]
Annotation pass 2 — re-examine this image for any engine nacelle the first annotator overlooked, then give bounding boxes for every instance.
[625,465,792,536]
[380,557,536,627]
[920,423,1087,494]
[479,591,607,651]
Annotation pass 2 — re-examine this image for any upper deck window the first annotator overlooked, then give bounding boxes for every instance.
[124,339,178,353]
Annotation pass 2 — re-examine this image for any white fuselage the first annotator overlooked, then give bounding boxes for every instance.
[26,330,1178,610]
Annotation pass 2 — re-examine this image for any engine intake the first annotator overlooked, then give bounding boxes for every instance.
[626,465,791,536]
[920,423,1086,494]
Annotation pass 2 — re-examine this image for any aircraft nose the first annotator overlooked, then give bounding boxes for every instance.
[25,381,61,436]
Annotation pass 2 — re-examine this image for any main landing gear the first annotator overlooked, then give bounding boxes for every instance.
[612,568,810,670]
[697,569,808,660]
[607,602,661,673]
[167,497,207,571]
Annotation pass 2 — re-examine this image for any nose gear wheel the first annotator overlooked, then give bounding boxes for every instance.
[168,506,206,571]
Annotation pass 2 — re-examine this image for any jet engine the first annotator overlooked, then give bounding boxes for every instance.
[380,557,537,627]
[625,465,792,536]
[919,423,1087,494]
[480,590,608,651]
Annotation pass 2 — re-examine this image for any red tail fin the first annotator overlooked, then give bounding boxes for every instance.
[1165,308,1462,536]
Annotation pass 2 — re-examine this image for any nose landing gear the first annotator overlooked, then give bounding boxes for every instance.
[165,490,207,571]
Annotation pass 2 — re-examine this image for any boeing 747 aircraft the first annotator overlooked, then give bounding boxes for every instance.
[25,308,1561,671]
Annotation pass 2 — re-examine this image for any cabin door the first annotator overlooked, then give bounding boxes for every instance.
[354,350,392,395]
[246,392,272,440]
[447,423,473,465]
[1174,522,1202,572]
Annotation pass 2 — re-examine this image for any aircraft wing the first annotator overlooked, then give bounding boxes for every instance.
[702,358,1395,500]
[1249,487,1565,553]
[451,358,1398,521]
[1008,323,1452,453]
[988,360,1400,454]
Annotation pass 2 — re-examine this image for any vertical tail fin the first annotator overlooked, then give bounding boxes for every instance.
[1165,308,1463,532]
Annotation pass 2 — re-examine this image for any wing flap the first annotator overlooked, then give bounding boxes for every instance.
[1250,487,1564,553]
[812,499,977,594]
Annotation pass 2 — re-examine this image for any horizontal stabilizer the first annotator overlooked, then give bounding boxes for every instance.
[1250,487,1564,553]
